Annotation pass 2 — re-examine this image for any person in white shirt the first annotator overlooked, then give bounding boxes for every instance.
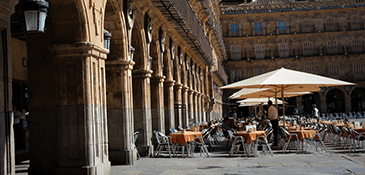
[268,100,278,146]
[312,104,319,118]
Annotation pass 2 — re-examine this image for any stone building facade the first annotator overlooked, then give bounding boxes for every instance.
[0,0,226,174]
[221,0,365,116]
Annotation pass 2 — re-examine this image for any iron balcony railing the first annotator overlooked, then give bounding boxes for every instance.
[224,22,365,37]
[221,0,365,14]
[228,46,365,61]
[153,0,213,66]
[215,62,228,85]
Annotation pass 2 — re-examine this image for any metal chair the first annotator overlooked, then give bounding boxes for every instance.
[257,128,273,156]
[228,130,248,156]
[191,137,209,157]
[153,130,172,158]
[349,128,365,152]
[134,131,140,160]
[279,127,300,153]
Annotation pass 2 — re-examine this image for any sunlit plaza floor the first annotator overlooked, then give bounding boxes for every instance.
[15,119,365,175]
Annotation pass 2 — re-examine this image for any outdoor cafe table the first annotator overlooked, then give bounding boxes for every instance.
[170,131,202,146]
[169,131,202,157]
[233,131,266,156]
[233,131,266,144]
[288,129,319,152]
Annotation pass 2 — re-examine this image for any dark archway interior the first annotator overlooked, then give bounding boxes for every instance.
[326,89,345,113]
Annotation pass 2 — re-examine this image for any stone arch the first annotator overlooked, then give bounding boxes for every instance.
[104,0,128,61]
[131,11,147,70]
[351,87,365,112]
[301,92,321,115]
[326,88,346,113]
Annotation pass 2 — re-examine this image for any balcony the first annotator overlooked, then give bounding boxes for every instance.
[152,0,213,66]
[221,0,365,14]
[228,46,365,61]
[215,62,228,85]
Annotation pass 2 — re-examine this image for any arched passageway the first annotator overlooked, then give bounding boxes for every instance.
[351,87,365,112]
[326,89,345,113]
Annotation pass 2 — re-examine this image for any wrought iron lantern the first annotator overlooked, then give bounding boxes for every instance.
[23,0,49,33]
[104,30,112,51]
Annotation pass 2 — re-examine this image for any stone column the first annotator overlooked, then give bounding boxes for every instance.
[174,83,183,128]
[151,75,165,133]
[194,92,199,123]
[197,93,203,123]
[0,1,17,174]
[106,60,136,165]
[188,89,194,125]
[320,96,327,114]
[164,80,175,133]
[203,96,209,121]
[28,43,110,175]
[345,96,351,113]
[182,86,189,128]
[296,96,303,115]
[133,69,153,157]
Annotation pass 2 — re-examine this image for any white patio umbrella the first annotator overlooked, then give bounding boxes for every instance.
[221,67,356,122]
[230,88,314,100]
[237,98,284,117]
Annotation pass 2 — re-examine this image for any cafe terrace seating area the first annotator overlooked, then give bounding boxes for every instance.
[150,112,365,158]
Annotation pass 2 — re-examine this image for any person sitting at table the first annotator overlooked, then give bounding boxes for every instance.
[268,100,278,147]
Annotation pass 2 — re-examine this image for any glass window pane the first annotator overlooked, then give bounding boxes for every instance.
[24,11,38,31]
[38,12,47,32]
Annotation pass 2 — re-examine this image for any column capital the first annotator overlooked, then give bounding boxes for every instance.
[182,86,189,91]
[133,69,153,78]
[174,83,183,89]
[164,80,175,87]
[151,75,165,83]
[106,60,135,70]
[52,42,109,59]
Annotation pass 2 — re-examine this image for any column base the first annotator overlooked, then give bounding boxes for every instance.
[29,161,110,175]
[109,149,137,165]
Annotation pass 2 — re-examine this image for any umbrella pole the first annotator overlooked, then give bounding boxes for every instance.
[275,89,278,117]
[255,105,257,118]
[282,86,285,127]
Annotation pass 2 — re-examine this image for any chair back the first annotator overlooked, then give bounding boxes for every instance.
[154,130,162,144]
[170,128,177,133]
[134,131,139,144]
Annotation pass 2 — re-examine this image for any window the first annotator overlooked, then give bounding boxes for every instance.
[351,39,362,53]
[303,42,313,56]
[242,69,247,79]
[304,66,315,74]
[278,43,289,58]
[301,20,312,33]
[230,70,242,83]
[328,65,339,76]
[255,44,265,59]
[350,16,360,30]
[253,69,261,76]
[353,63,364,75]
[326,18,335,31]
[230,45,241,60]
[254,22,262,32]
[278,21,286,34]
[230,23,239,36]
[327,41,337,54]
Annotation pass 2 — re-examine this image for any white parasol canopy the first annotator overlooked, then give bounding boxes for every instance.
[230,88,314,100]
[222,67,356,122]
